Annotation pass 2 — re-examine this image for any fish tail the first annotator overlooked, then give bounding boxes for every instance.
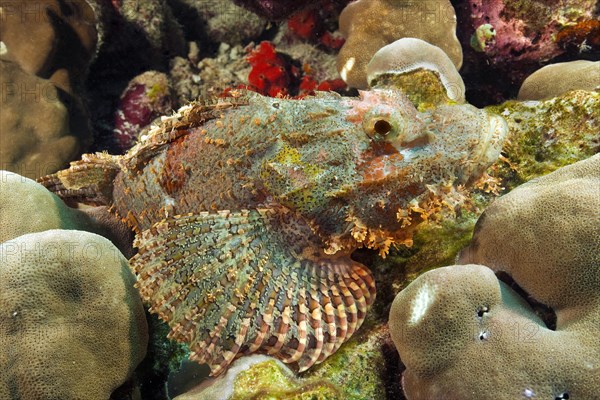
[37,152,121,206]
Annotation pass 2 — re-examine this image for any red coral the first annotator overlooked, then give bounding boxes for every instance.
[287,4,346,50]
[316,78,346,92]
[247,41,301,97]
[245,42,347,98]
[288,9,324,40]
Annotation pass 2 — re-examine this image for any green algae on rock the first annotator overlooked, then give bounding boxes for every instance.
[303,325,391,400]
[174,355,342,400]
[486,89,600,190]
[366,38,466,107]
[302,89,599,399]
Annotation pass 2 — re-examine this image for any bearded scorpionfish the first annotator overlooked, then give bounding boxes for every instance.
[40,88,507,376]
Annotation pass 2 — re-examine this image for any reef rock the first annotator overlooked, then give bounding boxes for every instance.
[0,0,98,178]
[174,355,342,399]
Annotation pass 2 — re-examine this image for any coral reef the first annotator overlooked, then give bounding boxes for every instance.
[174,355,342,399]
[555,19,600,55]
[0,0,98,93]
[113,0,186,62]
[0,229,148,399]
[517,60,600,100]
[231,0,313,20]
[459,153,600,316]
[304,325,392,400]
[302,88,600,400]
[387,154,600,399]
[367,38,466,105]
[337,0,462,89]
[113,71,174,152]
[5,0,598,396]
[454,0,599,105]
[244,41,346,97]
[40,88,506,377]
[287,4,346,51]
[0,60,92,179]
[247,41,301,97]
[170,0,267,45]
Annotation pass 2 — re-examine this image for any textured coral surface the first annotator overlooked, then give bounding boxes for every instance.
[0,230,148,400]
[390,155,600,399]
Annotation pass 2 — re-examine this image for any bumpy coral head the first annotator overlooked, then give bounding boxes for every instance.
[330,89,507,254]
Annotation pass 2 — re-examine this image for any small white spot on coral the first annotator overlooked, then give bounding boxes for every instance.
[340,57,356,82]
[409,283,434,325]
[523,388,535,398]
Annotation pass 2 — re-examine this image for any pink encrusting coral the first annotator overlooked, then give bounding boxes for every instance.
[462,0,598,87]
[467,0,562,62]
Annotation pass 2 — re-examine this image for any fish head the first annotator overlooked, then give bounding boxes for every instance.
[329,88,508,254]
[257,89,507,255]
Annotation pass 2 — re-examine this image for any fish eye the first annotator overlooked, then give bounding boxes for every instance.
[373,119,392,136]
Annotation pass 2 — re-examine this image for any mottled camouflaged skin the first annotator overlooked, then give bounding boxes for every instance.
[40,89,507,376]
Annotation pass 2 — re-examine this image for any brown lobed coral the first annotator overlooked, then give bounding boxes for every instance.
[0,0,98,179]
[336,0,462,89]
[389,154,600,399]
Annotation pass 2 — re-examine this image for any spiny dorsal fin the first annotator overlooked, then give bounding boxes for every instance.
[130,206,376,376]
[122,94,253,172]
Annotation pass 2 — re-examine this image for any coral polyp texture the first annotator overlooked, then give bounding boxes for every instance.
[366,38,466,105]
[517,60,600,100]
[336,0,462,89]
[231,0,312,20]
[389,154,600,399]
[0,229,148,400]
[40,87,506,376]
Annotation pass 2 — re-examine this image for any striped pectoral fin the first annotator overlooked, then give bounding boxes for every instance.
[130,207,376,376]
